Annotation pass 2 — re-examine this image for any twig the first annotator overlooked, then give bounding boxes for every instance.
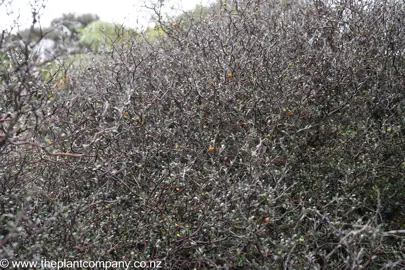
[9,140,95,158]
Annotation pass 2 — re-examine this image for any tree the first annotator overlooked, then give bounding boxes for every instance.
[78,20,116,52]
[50,13,100,43]
[79,20,137,53]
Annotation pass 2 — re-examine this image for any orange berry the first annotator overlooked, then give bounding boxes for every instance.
[264,217,270,223]
[208,147,215,153]
[287,111,293,117]
[228,73,233,79]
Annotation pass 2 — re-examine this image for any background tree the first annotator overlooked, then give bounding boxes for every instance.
[49,13,100,47]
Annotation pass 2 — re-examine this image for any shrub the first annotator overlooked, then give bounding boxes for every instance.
[1,0,404,268]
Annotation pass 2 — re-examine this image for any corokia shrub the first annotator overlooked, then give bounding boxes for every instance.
[1,0,404,268]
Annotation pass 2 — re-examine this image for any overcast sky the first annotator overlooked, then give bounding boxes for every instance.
[0,0,214,31]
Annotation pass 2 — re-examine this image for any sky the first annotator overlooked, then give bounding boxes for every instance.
[0,0,215,31]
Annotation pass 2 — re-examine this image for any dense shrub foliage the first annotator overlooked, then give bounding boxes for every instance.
[1,0,405,268]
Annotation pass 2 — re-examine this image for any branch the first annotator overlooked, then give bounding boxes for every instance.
[9,140,95,158]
